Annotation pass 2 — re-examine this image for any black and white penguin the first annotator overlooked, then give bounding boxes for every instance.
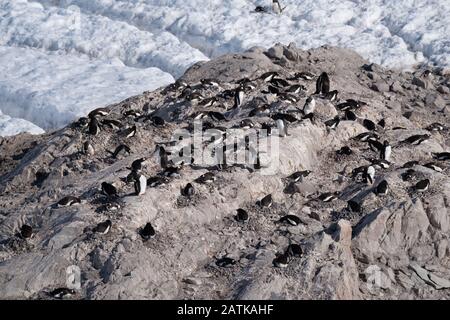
[272,0,283,14]
[194,172,216,184]
[368,139,383,153]
[208,111,226,122]
[285,84,306,94]
[88,107,109,118]
[20,225,34,239]
[131,158,147,172]
[353,132,379,142]
[57,196,81,207]
[151,116,165,126]
[318,192,339,202]
[315,72,330,95]
[122,125,137,138]
[433,152,450,161]
[239,119,255,129]
[235,208,249,222]
[363,166,376,184]
[182,183,195,198]
[273,253,289,268]
[276,119,288,137]
[112,144,131,159]
[362,119,376,131]
[279,214,302,226]
[323,90,338,101]
[324,116,340,129]
[425,122,445,132]
[378,118,386,128]
[375,180,389,196]
[200,97,218,108]
[134,174,147,196]
[336,99,360,111]
[401,169,416,181]
[259,194,273,208]
[82,141,95,155]
[344,110,357,121]
[414,179,430,192]
[303,96,316,115]
[101,182,117,197]
[286,244,303,257]
[201,78,220,87]
[93,220,112,235]
[101,119,122,130]
[423,162,444,172]
[402,134,430,145]
[270,78,290,88]
[139,222,156,241]
[260,71,278,82]
[336,146,353,156]
[370,159,390,169]
[234,85,245,109]
[380,140,392,161]
[88,117,100,136]
[49,288,76,299]
[348,199,362,213]
[216,257,236,268]
[123,109,142,118]
[402,160,419,168]
[287,170,311,182]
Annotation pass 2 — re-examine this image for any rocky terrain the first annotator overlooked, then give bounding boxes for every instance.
[0,44,449,300]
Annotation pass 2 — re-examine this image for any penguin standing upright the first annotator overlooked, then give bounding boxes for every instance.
[234,85,245,109]
[134,174,147,196]
[276,119,288,137]
[272,0,282,14]
[380,140,391,161]
[315,72,330,94]
[303,96,316,115]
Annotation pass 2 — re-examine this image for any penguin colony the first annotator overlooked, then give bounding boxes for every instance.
[7,50,449,299]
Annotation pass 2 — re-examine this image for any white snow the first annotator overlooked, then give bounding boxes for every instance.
[0,109,45,136]
[0,0,448,136]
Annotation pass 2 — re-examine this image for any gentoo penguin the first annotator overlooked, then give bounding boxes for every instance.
[336,146,353,156]
[287,170,311,182]
[101,119,122,130]
[353,132,379,142]
[414,179,430,192]
[318,192,339,202]
[347,200,362,213]
[93,220,112,235]
[182,183,195,198]
[234,85,245,109]
[131,158,147,172]
[134,174,147,196]
[259,194,273,208]
[273,254,289,268]
[278,214,302,226]
[272,0,283,14]
[112,144,131,159]
[324,116,340,129]
[380,140,392,161]
[235,208,249,222]
[315,72,330,95]
[122,125,137,138]
[286,244,303,257]
[200,97,218,108]
[376,180,389,196]
[362,119,376,131]
[75,117,90,129]
[260,72,278,82]
[276,119,288,137]
[20,225,34,239]
[286,84,306,94]
[261,122,273,136]
[336,99,360,111]
[270,78,290,88]
[88,107,109,118]
[194,172,216,184]
[139,222,156,241]
[57,196,81,207]
[156,146,169,169]
[368,139,383,153]
[423,162,444,172]
[82,141,95,155]
[201,78,219,87]
[208,111,226,122]
[370,159,390,169]
[401,169,416,181]
[147,176,168,188]
[401,134,430,145]
[88,117,100,136]
[433,152,450,161]
[425,122,445,132]
[239,119,255,129]
[323,90,338,101]
[402,160,419,168]
[216,257,236,268]
[303,96,316,115]
[101,182,117,197]
[364,166,376,184]
[123,109,142,118]
[49,288,76,299]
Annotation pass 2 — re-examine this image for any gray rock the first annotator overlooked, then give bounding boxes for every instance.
[371,81,389,92]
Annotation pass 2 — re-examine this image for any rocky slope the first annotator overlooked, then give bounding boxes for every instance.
[0,44,449,300]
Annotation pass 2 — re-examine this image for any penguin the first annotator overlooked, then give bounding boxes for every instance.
[414,179,430,192]
[368,139,383,153]
[235,208,249,222]
[272,0,283,14]
[239,119,255,129]
[151,116,165,126]
[402,160,419,168]
[276,119,288,137]
[194,172,216,184]
[122,125,137,138]
[364,166,376,184]
[139,222,156,241]
[278,214,302,226]
[336,146,353,156]
[187,92,205,103]
[20,225,34,239]
[259,194,273,208]
[285,84,306,94]
[49,288,76,299]
[270,78,290,88]
[401,169,416,181]
[378,118,386,128]
[101,182,117,197]
[88,117,100,136]
[273,253,289,268]
[131,158,147,172]
[101,119,122,130]
[348,200,362,213]
[324,116,340,129]
[353,132,380,142]
[134,174,147,196]
[433,152,450,161]
[163,166,181,178]
[287,170,311,182]
[82,141,95,155]
[376,180,389,196]
[75,117,90,129]
[286,244,303,257]
[261,122,273,136]
[302,96,316,115]
[200,78,220,87]
[344,110,357,121]
[147,176,168,188]
[377,140,391,161]
[323,90,339,101]
[401,134,430,145]
[93,220,112,235]
[260,71,279,82]
[272,113,298,123]
[315,72,330,94]
[423,162,444,172]
[370,159,390,169]
[112,144,131,159]
[182,183,195,198]
[156,146,169,169]
[233,85,245,109]
[336,99,360,111]
[425,122,445,132]
[57,196,81,207]
[216,257,236,268]
[88,107,109,118]
[123,110,142,118]
[278,93,298,104]
[318,192,338,202]
[362,119,376,131]
[200,97,218,108]
[208,111,226,122]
